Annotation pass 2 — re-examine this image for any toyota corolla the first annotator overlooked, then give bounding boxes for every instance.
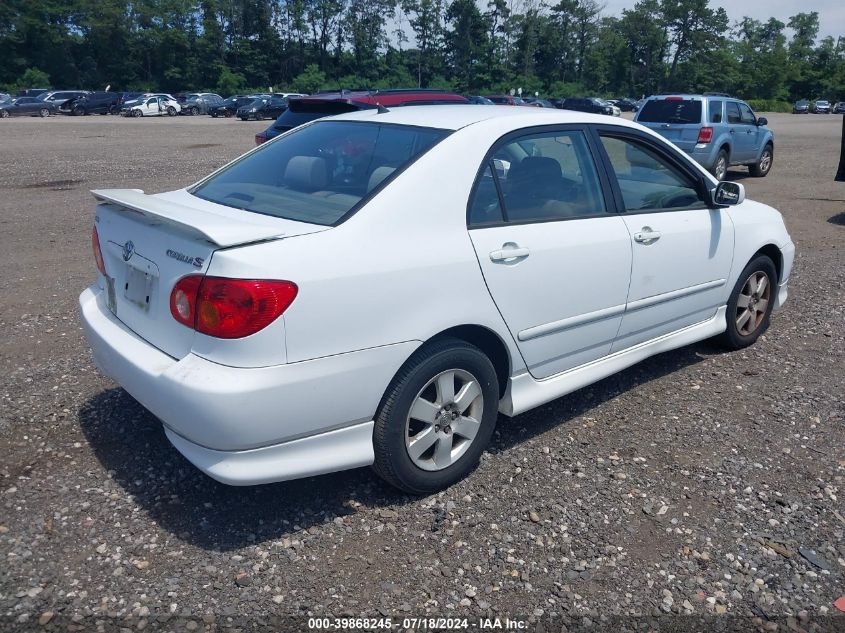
[80,105,794,493]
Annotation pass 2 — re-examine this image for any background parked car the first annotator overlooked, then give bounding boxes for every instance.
[209,95,257,117]
[256,89,469,144]
[237,95,291,121]
[38,90,89,108]
[611,97,638,112]
[16,88,50,97]
[634,94,773,180]
[560,97,613,115]
[485,95,526,106]
[61,91,120,115]
[522,97,555,108]
[0,93,11,104]
[833,102,845,114]
[466,95,494,105]
[812,100,831,114]
[180,93,224,115]
[0,97,56,118]
[121,95,181,117]
[793,99,809,114]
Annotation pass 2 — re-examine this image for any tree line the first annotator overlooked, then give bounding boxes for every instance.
[1,0,843,104]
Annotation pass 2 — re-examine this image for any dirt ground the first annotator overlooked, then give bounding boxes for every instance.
[0,112,843,632]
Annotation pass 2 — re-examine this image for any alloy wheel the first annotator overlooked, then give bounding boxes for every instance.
[714,155,727,181]
[759,150,772,174]
[404,369,484,471]
[736,271,771,336]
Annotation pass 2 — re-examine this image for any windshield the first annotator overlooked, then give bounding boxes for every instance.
[637,99,702,124]
[191,121,449,226]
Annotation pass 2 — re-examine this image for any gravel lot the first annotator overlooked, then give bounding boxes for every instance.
[0,113,843,632]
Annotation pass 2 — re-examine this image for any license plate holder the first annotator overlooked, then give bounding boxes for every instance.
[124,264,154,310]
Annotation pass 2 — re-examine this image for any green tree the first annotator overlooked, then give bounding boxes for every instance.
[15,67,51,90]
[291,63,327,92]
[216,66,246,95]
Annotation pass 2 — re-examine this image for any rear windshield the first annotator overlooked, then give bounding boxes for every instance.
[191,121,449,226]
[638,99,702,124]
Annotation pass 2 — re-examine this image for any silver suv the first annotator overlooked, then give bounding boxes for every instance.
[634,94,774,180]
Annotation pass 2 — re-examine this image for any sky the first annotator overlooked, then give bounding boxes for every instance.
[599,0,845,39]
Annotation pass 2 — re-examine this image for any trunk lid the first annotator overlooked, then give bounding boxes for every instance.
[93,188,326,359]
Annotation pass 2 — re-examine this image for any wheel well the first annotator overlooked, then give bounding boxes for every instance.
[430,325,511,397]
[753,244,783,282]
[719,143,730,158]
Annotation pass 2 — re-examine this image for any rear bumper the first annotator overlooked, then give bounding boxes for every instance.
[79,285,418,484]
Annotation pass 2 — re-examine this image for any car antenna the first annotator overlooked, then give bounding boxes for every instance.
[376,103,389,114]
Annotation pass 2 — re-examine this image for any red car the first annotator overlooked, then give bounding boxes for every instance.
[255,89,469,145]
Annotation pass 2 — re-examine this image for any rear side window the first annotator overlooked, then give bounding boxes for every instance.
[191,121,449,226]
[468,164,505,225]
[637,99,702,124]
[708,100,723,123]
[726,102,741,124]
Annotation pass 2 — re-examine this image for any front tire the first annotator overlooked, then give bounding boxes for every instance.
[372,338,499,494]
[711,149,728,181]
[715,255,777,350]
[750,143,773,177]
[0,110,9,118]
[132,109,142,118]
[39,108,50,118]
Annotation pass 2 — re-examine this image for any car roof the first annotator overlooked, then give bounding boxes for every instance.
[326,104,642,132]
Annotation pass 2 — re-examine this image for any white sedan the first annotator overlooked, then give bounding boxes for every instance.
[80,105,794,493]
[123,95,181,117]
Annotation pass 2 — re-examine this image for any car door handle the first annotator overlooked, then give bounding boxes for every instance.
[490,243,530,262]
[633,228,661,244]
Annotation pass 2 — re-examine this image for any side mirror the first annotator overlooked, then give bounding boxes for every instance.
[713,181,746,207]
[756,117,768,126]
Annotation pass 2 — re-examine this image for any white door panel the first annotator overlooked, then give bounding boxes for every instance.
[613,209,733,351]
[470,217,632,379]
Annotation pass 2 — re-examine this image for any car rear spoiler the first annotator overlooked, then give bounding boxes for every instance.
[91,188,287,247]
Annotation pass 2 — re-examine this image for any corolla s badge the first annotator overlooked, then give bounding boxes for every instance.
[166,249,204,268]
[122,240,135,262]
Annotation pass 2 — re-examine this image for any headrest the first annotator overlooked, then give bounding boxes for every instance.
[284,156,328,191]
[511,156,562,182]
[368,166,396,192]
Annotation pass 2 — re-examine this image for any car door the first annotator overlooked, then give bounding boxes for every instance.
[468,126,633,379]
[725,101,753,162]
[594,129,734,351]
[736,102,761,161]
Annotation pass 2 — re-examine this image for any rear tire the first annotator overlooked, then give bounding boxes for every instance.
[132,109,142,118]
[711,149,728,181]
[72,106,85,116]
[372,338,499,494]
[0,110,9,118]
[715,255,777,350]
[750,143,773,177]
[166,106,177,116]
[39,108,50,118]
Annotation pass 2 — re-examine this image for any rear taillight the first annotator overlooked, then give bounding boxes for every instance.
[697,127,714,144]
[169,275,297,339]
[255,133,267,146]
[92,226,106,275]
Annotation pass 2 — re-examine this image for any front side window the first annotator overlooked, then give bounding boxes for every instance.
[599,135,704,211]
[738,103,756,125]
[479,130,606,223]
[191,121,449,226]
